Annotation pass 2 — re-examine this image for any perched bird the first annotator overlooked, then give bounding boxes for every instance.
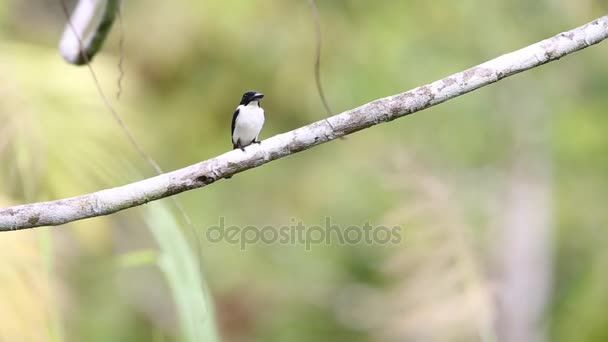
[231,90,265,151]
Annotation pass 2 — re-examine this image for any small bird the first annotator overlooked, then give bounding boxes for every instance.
[231,90,265,151]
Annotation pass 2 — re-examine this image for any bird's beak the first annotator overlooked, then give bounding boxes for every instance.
[253,92,265,100]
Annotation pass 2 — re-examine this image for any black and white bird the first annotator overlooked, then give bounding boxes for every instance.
[231,91,265,151]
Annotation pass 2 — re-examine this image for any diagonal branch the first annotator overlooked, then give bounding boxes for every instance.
[59,0,121,65]
[2,16,607,231]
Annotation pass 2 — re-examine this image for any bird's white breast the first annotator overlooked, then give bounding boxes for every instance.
[233,102,265,145]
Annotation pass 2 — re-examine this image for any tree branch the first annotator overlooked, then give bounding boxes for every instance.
[2,16,607,230]
[59,0,121,65]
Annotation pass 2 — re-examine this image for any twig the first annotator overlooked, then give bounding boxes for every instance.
[306,0,341,137]
[2,16,607,230]
[306,0,332,116]
[116,1,125,100]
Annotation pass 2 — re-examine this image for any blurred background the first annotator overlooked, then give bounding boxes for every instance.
[1,0,608,341]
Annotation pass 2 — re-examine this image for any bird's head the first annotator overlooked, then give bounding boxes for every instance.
[240,90,264,106]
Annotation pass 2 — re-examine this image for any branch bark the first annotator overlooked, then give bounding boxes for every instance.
[2,16,608,230]
[59,0,121,65]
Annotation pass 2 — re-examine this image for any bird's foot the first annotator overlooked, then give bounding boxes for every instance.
[233,142,246,151]
[254,140,262,145]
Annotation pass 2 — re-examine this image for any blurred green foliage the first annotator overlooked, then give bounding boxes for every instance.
[1,0,608,341]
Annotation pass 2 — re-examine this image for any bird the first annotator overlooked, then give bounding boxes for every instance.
[231,90,265,151]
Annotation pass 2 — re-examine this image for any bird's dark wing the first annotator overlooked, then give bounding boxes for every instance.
[231,108,240,141]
